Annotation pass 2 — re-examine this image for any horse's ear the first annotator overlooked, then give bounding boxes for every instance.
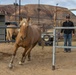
[20,17,23,21]
[27,17,30,22]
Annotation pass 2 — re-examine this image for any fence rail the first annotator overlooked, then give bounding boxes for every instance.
[0,26,20,43]
[52,27,76,70]
[0,26,20,29]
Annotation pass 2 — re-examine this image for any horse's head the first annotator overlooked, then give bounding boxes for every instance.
[19,17,31,40]
[20,17,31,27]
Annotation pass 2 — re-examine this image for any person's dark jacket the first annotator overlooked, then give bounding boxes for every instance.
[61,21,75,34]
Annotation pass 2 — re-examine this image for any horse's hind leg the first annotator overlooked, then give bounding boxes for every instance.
[19,47,29,65]
[19,45,34,65]
[28,43,37,61]
[28,42,37,61]
[25,45,34,61]
[28,52,31,61]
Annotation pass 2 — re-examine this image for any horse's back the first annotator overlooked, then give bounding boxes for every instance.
[29,25,41,43]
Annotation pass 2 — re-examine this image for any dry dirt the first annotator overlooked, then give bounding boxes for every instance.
[0,42,76,75]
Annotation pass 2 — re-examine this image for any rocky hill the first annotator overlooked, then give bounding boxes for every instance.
[0,4,76,27]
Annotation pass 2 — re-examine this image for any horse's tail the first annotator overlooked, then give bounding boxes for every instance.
[38,38,45,50]
[41,39,45,50]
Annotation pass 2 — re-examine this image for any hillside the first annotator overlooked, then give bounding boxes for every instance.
[0,4,76,27]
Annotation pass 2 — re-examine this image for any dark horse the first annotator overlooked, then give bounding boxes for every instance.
[9,18,42,68]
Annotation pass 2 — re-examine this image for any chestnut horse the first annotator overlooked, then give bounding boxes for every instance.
[9,18,42,68]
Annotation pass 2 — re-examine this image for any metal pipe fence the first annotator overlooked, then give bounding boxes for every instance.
[0,26,20,43]
[52,27,76,70]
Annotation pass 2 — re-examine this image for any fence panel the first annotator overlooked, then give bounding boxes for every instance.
[52,27,76,70]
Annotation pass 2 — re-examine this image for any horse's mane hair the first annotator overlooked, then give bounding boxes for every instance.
[20,18,32,26]
[19,18,27,26]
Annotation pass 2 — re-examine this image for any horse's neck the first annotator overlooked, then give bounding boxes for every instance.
[26,26,32,38]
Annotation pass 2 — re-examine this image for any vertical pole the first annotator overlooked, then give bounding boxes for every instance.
[56,3,59,45]
[56,3,58,27]
[38,0,40,25]
[19,0,21,23]
[55,4,57,27]
[52,28,56,70]
[15,0,17,21]
[54,3,58,27]
[43,24,45,32]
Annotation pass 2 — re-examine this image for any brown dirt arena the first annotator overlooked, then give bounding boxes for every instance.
[0,42,76,75]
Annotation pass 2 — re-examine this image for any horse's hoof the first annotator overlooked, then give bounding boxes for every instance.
[8,63,13,69]
[19,61,23,65]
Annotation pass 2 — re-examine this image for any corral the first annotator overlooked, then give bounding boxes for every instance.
[0,42,76,75]
[0,1,76,75]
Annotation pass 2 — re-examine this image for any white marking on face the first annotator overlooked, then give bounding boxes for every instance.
[23,23,26,26]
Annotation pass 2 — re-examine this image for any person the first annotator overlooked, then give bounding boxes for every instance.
[61,15,75,52]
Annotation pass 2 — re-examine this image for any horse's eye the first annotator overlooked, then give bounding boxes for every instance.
[20,25,22,28]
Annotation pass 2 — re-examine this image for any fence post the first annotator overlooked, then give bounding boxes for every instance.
[52,29,56,70]
[52,27,76,70]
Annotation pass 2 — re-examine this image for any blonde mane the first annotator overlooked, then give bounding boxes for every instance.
[19,18,32,26]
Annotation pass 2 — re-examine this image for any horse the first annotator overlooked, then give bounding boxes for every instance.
[9,17,42,68]
[6,25,19,41]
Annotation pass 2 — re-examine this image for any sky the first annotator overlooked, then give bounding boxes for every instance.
[0,0,76,15]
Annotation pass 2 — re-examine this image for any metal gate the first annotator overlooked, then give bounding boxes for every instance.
[52,27,76,70]
[0,14,6,41]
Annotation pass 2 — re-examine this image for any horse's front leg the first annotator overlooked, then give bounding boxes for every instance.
[19,47,29,65]
[24,46,33,61]
[19,46,33,65]
[9,44,18,69]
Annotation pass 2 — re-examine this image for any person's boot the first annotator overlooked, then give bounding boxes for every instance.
[64,49,68,52]
[68,49,71,52]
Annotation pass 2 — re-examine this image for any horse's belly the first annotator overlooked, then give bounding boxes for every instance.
[18,40,31,48]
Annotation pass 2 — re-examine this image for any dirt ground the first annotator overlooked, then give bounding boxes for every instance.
[0,42,76,75]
